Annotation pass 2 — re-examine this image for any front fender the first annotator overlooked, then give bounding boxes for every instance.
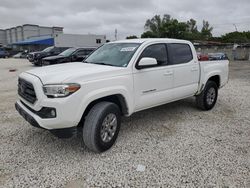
[75,86,132,124]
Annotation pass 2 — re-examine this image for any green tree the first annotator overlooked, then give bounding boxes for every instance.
[143,14,170,38]
[201,20,213,39]
[141,14,215,41]
[126,35,138,39]
[187,19,198,33]
[141,14,189,39]
[141,31,158,38]
[184,19,202,40]
[221,31,250,43]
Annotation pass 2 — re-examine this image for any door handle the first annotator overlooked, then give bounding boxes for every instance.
[191,67,198,72]
[164,71,173,76]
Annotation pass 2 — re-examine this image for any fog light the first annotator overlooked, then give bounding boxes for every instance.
[37,107,57,119]
[50,109,56,117]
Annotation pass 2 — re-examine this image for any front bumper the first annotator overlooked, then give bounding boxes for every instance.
[16,72,84,130]
[15,101,78,138]
[15,102,42,129]
[15,99,79,130]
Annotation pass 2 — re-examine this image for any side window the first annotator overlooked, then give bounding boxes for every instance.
[140,44,168,66]
[59,47,67,53]
[85,49,94,55]
[75,50,86,56]
[168,43,193,65]
[51,48,61,54]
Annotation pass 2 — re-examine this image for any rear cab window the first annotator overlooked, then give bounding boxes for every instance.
[167,43,193,65]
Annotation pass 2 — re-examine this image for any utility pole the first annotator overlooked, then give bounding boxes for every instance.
[115,29,118,41]
[232,24,238,61]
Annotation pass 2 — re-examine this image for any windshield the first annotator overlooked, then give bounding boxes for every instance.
[84,43,140,67]
[59,48,76,56]
[42,46,54,52]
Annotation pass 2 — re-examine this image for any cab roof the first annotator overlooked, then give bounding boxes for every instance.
[111,38,190,44]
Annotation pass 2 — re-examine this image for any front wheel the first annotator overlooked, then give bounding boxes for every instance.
[196,81,218,110]
[82,102,121,153]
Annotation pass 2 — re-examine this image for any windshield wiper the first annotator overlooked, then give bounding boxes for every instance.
[95,63,116,67]
[85,62,116,67]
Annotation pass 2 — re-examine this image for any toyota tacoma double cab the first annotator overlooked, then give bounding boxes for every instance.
[15,39,229,153]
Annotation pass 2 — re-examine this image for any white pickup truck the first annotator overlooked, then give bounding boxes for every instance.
[15,39,229,152]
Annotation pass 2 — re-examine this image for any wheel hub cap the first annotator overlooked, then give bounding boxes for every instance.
[206,87,216,105]
[100,113,117,143]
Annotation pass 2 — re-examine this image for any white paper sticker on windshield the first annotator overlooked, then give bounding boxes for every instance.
[120,47,137,52]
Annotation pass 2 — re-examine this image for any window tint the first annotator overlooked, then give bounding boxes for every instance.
[52,48,61,53]
[140,44,168,66]
[84,49,94,55]
[75,50,86,56]
[75,49,94,56]
[59,48,76,56]
[168,43,193,65]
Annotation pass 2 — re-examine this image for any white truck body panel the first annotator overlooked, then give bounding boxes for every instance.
[16,38,229,130]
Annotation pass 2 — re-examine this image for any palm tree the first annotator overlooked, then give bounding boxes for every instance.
[144,14,171,38]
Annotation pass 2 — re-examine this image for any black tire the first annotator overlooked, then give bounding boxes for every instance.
[196,81,218,111]
[82,102,121,153]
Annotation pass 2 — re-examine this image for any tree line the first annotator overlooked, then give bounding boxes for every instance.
[126,14,250,43]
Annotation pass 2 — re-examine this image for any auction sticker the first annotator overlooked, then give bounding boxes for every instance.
[120,47,137,52]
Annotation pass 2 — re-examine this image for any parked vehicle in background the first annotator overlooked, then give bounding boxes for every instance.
[27,46,68,66]
[15,39,229,153]
[197,52,209,61]
[42,47,95,66]
[0,48,10,58]
[13,51,29,59]
[208,53,228,60]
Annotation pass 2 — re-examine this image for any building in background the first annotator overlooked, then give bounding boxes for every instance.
[0,29,7,46]
[0,24,63,46]
[0,24,106,52]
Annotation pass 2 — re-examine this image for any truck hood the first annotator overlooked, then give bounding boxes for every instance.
[25,62,128,84]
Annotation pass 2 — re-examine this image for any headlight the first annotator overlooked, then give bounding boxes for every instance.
[43,84,81,98]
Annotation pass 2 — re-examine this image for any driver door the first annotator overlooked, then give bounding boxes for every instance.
[133,44,174,111]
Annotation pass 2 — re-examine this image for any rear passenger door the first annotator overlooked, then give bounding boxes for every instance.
[167,43,199,99]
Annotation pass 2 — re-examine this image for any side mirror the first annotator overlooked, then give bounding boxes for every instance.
[137,57,158,69]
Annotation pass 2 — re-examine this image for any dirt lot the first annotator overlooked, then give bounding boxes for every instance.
[0,59,250,188]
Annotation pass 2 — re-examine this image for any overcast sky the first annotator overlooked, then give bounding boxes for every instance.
[0,0,249,40]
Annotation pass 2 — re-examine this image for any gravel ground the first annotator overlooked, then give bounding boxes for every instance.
[0,59,250,188]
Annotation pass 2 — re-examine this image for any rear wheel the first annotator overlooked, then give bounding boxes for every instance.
[196,81,218,110]
[82,102,121,153]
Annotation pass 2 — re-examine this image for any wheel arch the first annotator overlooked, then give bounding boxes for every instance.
[198,73,221,95]
[77,94,129,127]
[207,75,220,88]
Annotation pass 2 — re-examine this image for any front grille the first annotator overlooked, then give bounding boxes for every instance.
[18,78,37,104]
[28,54,34,61]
